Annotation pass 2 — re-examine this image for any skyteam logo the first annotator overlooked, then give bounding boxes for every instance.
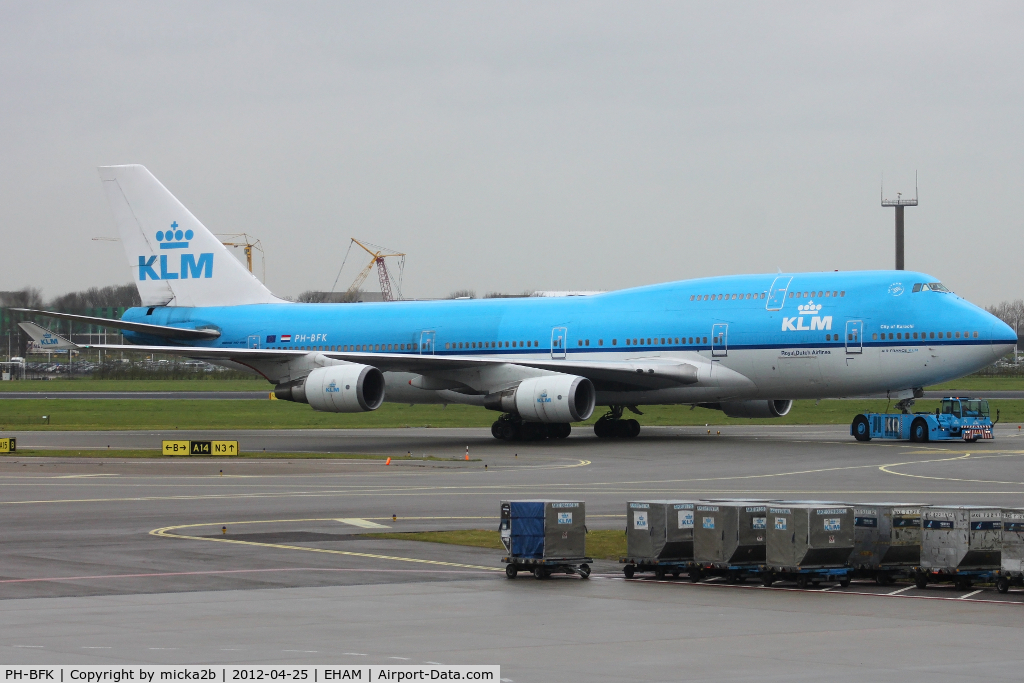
[139,221,213,281]
[782,300,832,331]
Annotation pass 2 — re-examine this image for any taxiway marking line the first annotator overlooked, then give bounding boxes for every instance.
[0,566,495,584]
[879,451,1024,485]
[151,521,503,571]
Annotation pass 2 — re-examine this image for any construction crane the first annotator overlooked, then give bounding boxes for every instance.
[331,238,406,302]
[216,233,266,282]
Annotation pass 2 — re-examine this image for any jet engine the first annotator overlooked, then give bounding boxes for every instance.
[274,364,386,413]
[484,375,596,423]
[716,400,793,419]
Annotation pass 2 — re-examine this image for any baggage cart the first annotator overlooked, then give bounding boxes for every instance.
[690,502,768,583]
[851,503,923,584]
[763,504,855,587]
[620,500,698,579]
[915,505,1001,589]
[500,500,592,579]
[996,509,1024,593]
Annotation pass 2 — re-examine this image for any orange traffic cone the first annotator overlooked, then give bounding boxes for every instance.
[465,446,469,461]
[385,457,391,465]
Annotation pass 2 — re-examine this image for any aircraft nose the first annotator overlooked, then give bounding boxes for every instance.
[986,311,1017,360]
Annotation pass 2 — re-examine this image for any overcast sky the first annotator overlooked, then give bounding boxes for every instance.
[1,2,1022,305]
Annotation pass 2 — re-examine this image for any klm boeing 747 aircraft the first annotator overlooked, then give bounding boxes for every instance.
[16,165,1017,440]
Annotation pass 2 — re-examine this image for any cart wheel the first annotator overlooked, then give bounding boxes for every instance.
[874,572,891,586]
[955,578,972,591]
[997,577,1010,594]
[914,574,928,589]
[505,564,518,579]
[654,567,666,579]
[796,575,809,589]
[761,573,774,587]
[579,564,591,579]
[689,570,702,583]
[533,567,545,580]
[671,570,680,579]
[623,565,635,579]
[839,577,851,588]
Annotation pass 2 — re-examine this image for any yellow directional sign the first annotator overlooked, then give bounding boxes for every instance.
[162,440,239,456]
[0,437,15,453]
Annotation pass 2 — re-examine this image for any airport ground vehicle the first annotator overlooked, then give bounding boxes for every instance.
[500,500,592,579]
[851,397,995,443]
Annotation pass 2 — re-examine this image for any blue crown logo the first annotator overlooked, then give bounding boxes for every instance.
[155,221,193,250]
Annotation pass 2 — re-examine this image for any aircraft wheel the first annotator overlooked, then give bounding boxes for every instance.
[910,418,929,443]
[626,419,641,438]
[554,423,571,439]
[499,422,519,441]
[594,420,613,438]
[852,415,871,442]
[491,421,504,440]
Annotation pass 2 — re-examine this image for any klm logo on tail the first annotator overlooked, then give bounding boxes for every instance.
[139,222,213,280]
[782,300,832,331]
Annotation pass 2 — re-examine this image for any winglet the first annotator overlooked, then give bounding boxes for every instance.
[17,321,79,351]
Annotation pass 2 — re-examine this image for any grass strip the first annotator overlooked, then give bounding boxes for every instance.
[363,529,628,561]
[2,398,1024,431]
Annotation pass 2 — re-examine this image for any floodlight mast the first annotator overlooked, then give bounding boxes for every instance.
[881,172,918,270]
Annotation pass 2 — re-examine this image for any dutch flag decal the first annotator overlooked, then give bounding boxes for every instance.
[281,334,292,342]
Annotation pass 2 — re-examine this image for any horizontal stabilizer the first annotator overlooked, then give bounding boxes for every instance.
[11,309,221,341]
[17,321,78,350]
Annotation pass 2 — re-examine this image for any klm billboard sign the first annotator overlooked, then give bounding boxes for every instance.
[139,223,213,280]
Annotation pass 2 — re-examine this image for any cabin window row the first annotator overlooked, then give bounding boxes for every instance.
[444,341,540,350]
[871,331,979,341]
[789,291,843,298]
[690,293,766,301]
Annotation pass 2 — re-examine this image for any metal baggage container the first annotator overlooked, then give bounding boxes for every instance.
[693,502,768,567]
[500,500,587,559]
[918,505,1001,571]
[852,503,922,573]
[766,504,855,570]
[996,509,1024,593]
[625,500,697,560]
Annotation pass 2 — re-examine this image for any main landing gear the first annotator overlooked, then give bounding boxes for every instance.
[490,413,571,441]
[593,406,641,439]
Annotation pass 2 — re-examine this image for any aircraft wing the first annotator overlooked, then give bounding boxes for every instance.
[11,308,221,341]
[75,343,702,390]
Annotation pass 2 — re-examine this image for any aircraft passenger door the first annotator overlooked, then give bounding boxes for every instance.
[845,320,863,354]
[551,327,567,359]
[711,324,728,357]
[247,335,260,349]
[766,276,793,311]
[419,330,436,355]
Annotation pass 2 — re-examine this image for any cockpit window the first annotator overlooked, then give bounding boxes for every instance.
[921,282,950,293]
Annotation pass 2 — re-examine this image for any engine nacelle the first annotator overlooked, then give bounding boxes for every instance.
[484,375,596,423]
[717,399,793,419]
[274,364,386,413]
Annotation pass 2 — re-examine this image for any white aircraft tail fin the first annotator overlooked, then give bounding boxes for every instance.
[97,165,283,307]
[17,321,79,351]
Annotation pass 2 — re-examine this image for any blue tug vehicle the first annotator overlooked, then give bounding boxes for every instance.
[851,397,996,443]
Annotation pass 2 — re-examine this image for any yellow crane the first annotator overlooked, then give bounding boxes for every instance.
[216,233,266,282]
[333,238,406,302]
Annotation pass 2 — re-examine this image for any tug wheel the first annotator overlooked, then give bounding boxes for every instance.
[623,565,635,579]
[910,418,929,443]
[852,415,871,442]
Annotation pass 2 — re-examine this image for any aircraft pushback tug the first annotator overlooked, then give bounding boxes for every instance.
[15,165,1017,440]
